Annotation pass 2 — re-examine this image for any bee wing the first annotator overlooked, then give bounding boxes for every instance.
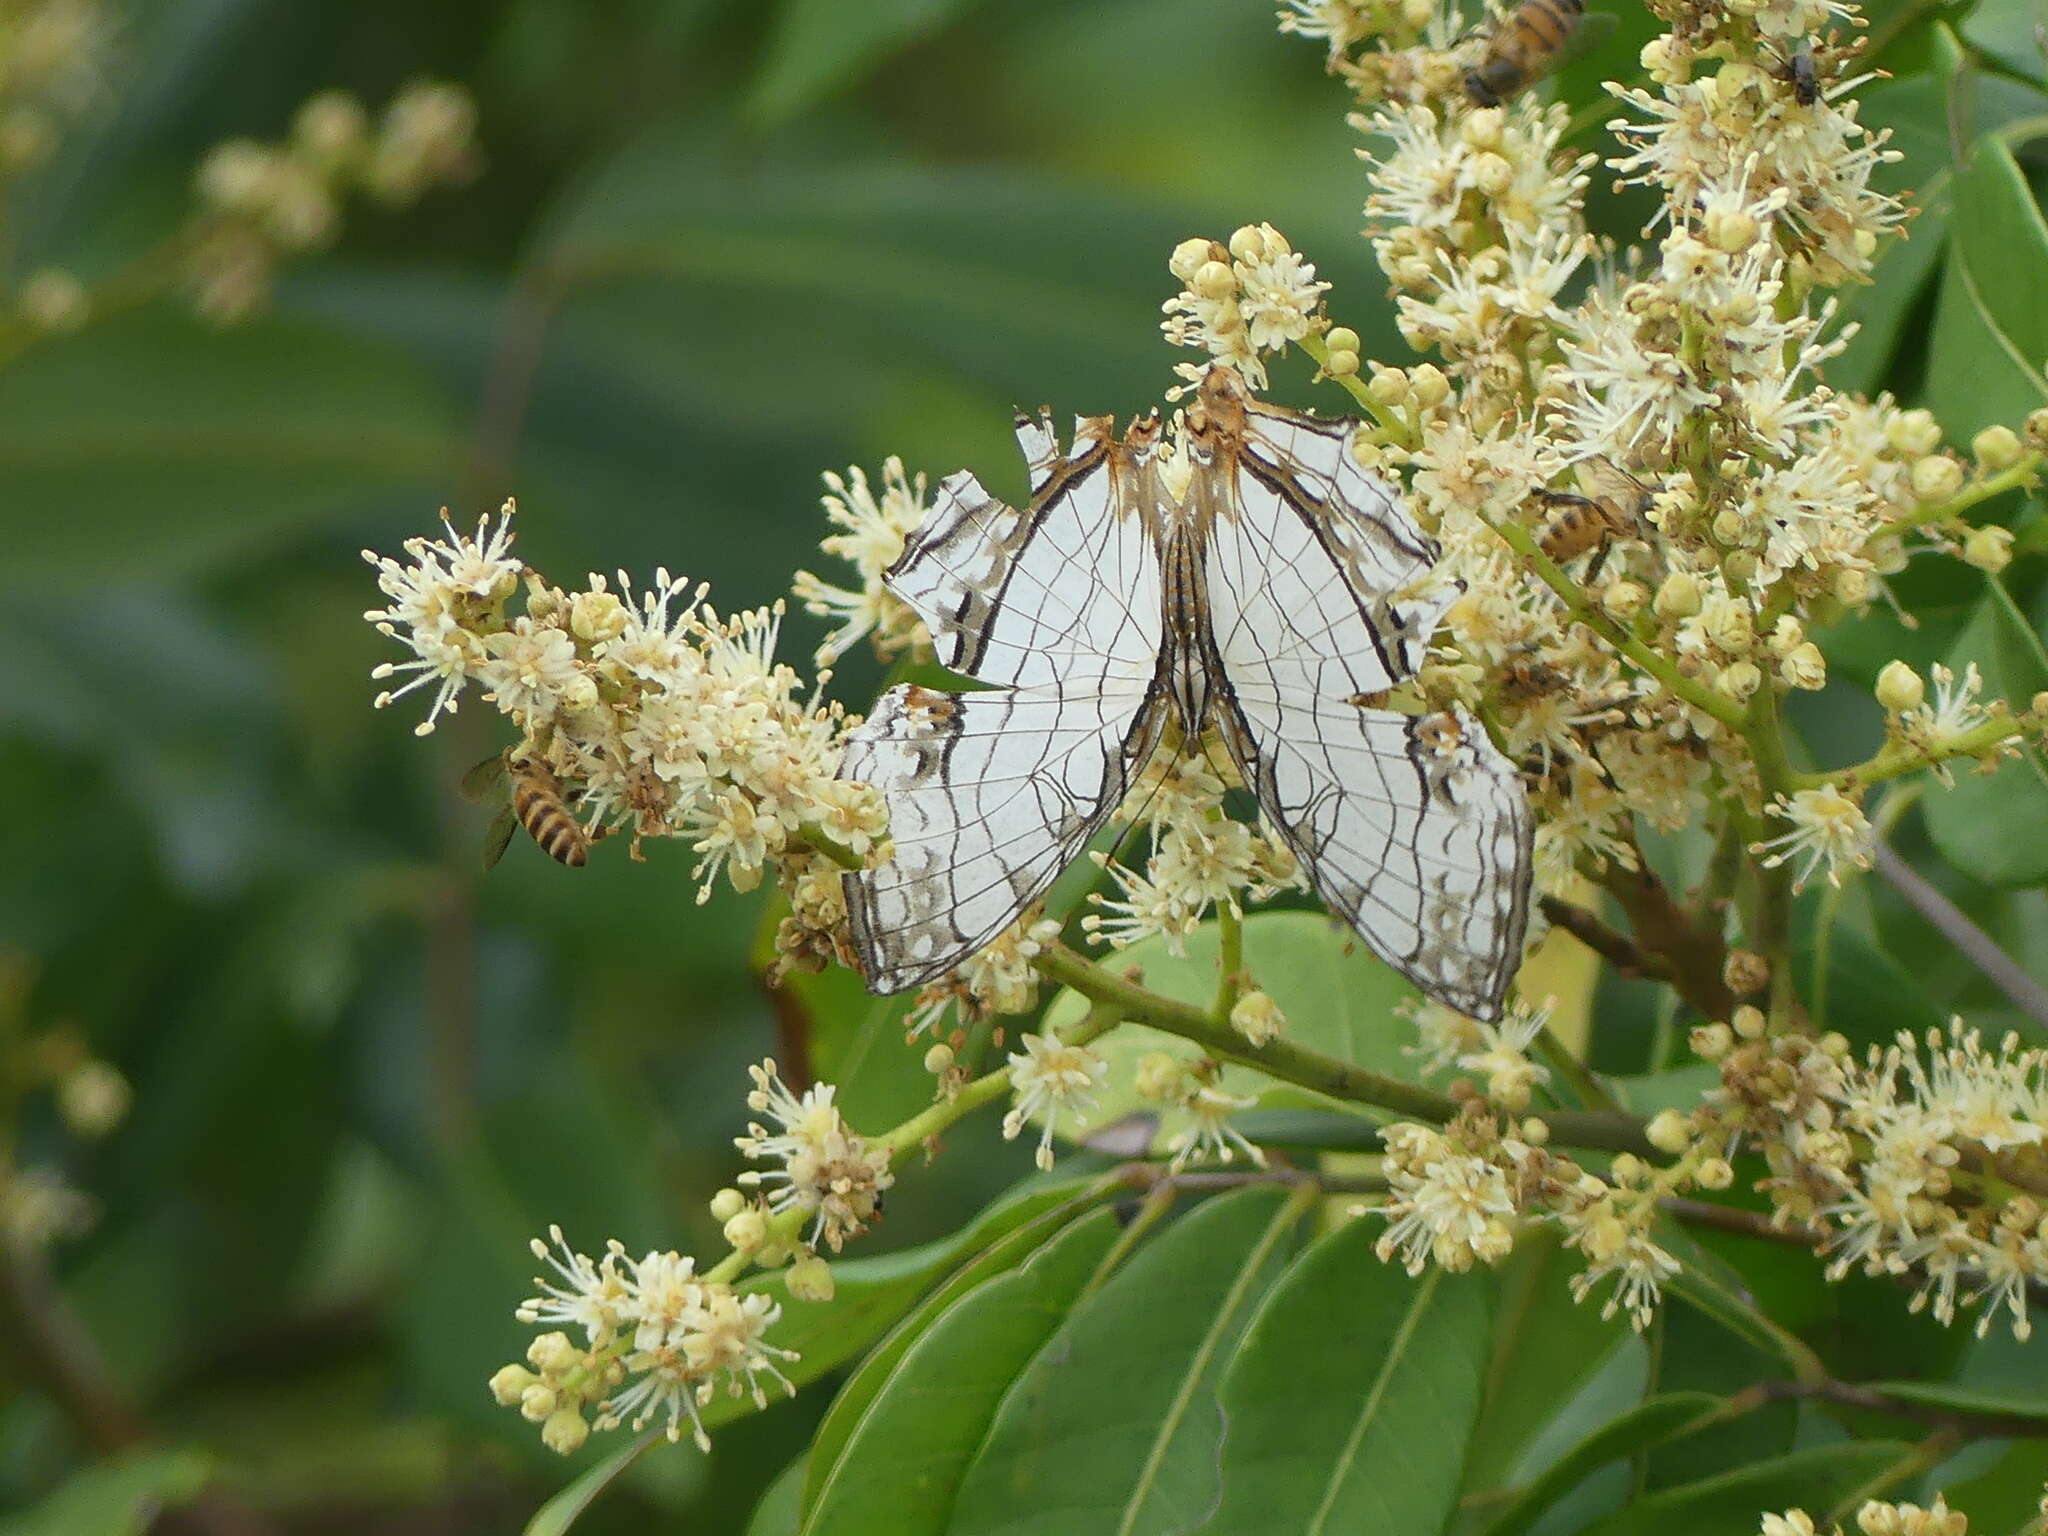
[460,751,510,804]
[482,806,519,871]
[1572,455,1649,528]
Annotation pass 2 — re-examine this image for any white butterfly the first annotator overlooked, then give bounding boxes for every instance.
[836,367,1532,1020]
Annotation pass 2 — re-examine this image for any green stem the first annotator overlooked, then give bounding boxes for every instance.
[1034,943,1654,1155]
[792,823,864,871]
[1298,333,1413,445]
[1801,711,2034,794]
[1212,902,1245,1026]
[1483,515,1748,730]
[1874,453,2042,541]
[1534,1024,1617,1113]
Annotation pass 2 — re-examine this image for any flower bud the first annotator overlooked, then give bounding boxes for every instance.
[1367,366,1409,406]
[519,1382,558,1423]
[2026,407,2048,451]
[922,1042,955,1074]
[1886,408,1942,458]
[1324,348,1361,378]
[1723,949,1769,996]
[1972,423,2023,472]
[570,588,628,643]
[527,1331,579,1374]
[1768,615,1804,656]
[1705,207,1758,253]
[1192,259,1236,300]
[1169,237,1223,283]
[1963,524,2014,573]
[1408,364,1450,410]
[1875,660,1924,713]
[1324,326,1360,354]
[1716,660,1762,701]
[541,1407,590,1455]
[1600,579,1647,622]
[1520,1117,1550,1145]
[1228,224,1265,264]
[56,1061,129,1138]
[1732,1004,1767,1039]
[489,1363,537,1406]
[709,1186,748,1222]
[787,1253,836,1302]
[1230,989,1286,1046]
[1691,1022,1734,1061]
[1695,1157,1734,1190]
[723,1208,768,1253]
[1780,642,1826,691]
[1460,107,1504,149]
[1834,567,1874,606]
[1647,1109,1691,1154]
[1470,151,1513,197]
[1654,571,1702,619]
[1909,455,1964,503]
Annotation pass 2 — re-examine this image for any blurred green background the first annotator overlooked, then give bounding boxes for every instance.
[2,0,2047,1529]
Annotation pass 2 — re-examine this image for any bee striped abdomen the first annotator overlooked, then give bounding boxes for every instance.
[511,760,590,866]
[1465,0,1586,106]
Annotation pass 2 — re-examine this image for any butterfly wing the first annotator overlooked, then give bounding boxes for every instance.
[838,415,1165,993]
[1198,391,1533,1019]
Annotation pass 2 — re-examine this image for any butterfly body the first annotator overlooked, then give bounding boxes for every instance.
[837,368,1532,1018]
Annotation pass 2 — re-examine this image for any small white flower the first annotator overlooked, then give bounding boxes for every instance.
[734,1059,893,1252]
[1002,1033,1107,1170]
[1753,784,1873,892]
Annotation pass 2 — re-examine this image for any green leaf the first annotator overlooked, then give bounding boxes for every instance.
[1961,0,2048,82]
[1478,1394,1726,1536]
[802,1181,1113,1511]
[1578,1442,1915,1536]
[752,0,985,122]
[1925,114,2048,439]
[746,1453,810,1536]
[1042,912,1416,1155]
[708,1174,1106,1432]
[1660,1243,1822,1380]
[948,1186,1309,1536]
[798,1209,1120,1536]
[1459,1231,1648,1502]
[1923,595,2048,886]
[524,1431,662,1536]
[1199,1218,1493,1535]
[0,1449,212,1536]
[1869,1379,2048,1423]
[0,309,456,582]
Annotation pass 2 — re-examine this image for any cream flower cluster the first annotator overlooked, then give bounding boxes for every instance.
[362,502,888,958]
[792,458,935,667]
[493,1226,796,1453]
[1684,1014,2048,1340]
[187,81,477,321]
[1161,224,1331,392]
[1373,1103,1712,1329]
[734,1059,894,1253]
[1762,1495,1972,1536]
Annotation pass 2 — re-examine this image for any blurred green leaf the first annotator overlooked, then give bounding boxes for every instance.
[1580,1442,1915,1535]
[1921,590,2048,885]
[0,309,457,581]
[798,1209,1119,1535]
[1795,929,1947,1045]
[1961,0,2048,82]
[524,1430,661,1536]
[752,0,984,122]
[0,1448,211,1536]
[1479,1393,1726,1536]
[1200,1220,1492,1534]
[709,1174,1107,1431]
[949,1186,1308,1535]
[746,1452,810,1536]
[801,1179,1113,1510]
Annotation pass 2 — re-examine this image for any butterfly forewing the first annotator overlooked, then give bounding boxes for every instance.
[1193,378,1532,1019]
[839,415,1167,992]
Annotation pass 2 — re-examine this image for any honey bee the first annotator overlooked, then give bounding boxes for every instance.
[509,757,592,867]
[1465,0,1586,107]
[1532,456,1652,574]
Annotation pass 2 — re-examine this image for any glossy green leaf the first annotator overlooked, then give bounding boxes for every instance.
[1479,1394,1725,1536]
[948,1186,1308,1536]
[0,309,456,582]
[1459,1231,1648,1502]
[1925,115,2048,439]
[0,1449,212,1536]
[1923,595,2048,886]
[752,0,984,121]
[1580,1442,1915,1536]
[1961,0,2048,82]
[1042,912,1414,1155]
[1659,1227,1823,1380]
[802,1181,1114,1510]
[1199,1218,1492,1535]
[746,1453,810,1536]
[798,1209,1120,1536]
[708,1175,1106,1432]
[524,1431,662,1536]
